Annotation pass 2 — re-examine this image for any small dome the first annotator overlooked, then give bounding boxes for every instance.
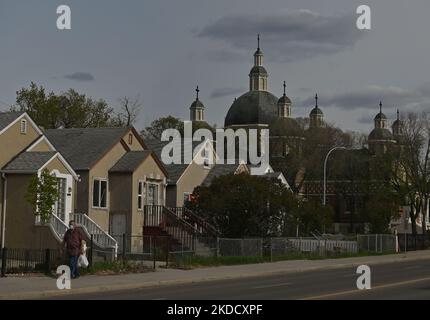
[190,100,204,109]
[225,91,278,127]
[254,48,263,56]
[368,128,394,141]
[278,94,292,105]
[270,117,304,138]
[249,66,268,76]
[392,119,402,128]
[310,106,324,116]
[374,112,387,121]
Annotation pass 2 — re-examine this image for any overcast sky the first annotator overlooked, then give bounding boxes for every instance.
[0,0,429,133]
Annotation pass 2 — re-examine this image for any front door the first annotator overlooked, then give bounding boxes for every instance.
[110,214,127,253]
[55,178,67,222]
[147,183,158,206]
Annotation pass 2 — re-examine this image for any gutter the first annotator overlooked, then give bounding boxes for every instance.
[1,173,7,249]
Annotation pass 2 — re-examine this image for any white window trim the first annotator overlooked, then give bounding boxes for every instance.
[137,180,145,211]
[92,177,108,210]
[20,119,27,134]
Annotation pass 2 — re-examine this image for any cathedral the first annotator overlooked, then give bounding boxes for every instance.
[184,36,406,233]
[186,35,404,161]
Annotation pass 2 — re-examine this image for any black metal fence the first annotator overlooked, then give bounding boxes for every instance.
[0,248,65,276]
[112,234,196,268]
[397,234,430,251]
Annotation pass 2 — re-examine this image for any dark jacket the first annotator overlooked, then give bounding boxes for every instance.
[63,227,84,257]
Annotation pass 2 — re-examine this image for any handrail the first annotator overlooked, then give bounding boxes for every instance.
[73,213,118,250]
[49,214,69,242]
[143,205,196,250]
[169,207,220,237]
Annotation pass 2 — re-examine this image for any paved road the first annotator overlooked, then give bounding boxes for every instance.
[46,258,430,300]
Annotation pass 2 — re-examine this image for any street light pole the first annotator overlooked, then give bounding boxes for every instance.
[323,146,347,206]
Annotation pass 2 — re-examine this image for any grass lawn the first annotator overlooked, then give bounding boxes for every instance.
[167,250,396,269]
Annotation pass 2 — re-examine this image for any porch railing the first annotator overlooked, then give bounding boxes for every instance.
[49,214,69,242]
[143,205,196,251]
[169,206,219,247]
[73,213,118,255]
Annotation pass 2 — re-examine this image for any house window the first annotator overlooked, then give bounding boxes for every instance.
[137,181,144,210]
[146,183,158,206]
[202,144,211,168]
[183,192,191,205]
[93,178,108,208]
[128,133,133,145]
[20,119,27,134]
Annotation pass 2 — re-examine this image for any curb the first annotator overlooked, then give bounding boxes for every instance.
[1,253,429,300]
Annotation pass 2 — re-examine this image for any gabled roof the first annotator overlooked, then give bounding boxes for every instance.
[2,152,57,173]
[109,150,168,176]
[202,164,244,186]
[0,112,24,132]
[2,151,79,179]
[45,127,130,170]
[146,139,210,184]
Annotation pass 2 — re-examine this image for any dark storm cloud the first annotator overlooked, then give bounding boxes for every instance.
[210,87,246,99]
[297,85,430,112]
[64,72,95,82]
[197,9,365,62]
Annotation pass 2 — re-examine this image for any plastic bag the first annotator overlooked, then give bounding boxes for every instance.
[78,254,89,268]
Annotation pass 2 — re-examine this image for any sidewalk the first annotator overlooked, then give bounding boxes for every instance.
[1,250,429,299]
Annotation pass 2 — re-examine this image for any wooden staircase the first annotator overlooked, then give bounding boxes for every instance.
[143,205,219,255]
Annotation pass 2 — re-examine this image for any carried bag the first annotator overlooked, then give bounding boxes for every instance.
[78,254,89,268]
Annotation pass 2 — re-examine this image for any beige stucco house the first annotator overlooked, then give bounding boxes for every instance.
[45,127,168,239]
[146,139,217,208]
[0,112,78,249]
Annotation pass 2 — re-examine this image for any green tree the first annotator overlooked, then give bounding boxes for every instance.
[296,199,334,235]
[141,116,184,140]
[361,190,401,234]
[187,174,297,237]
[25,169,59,223]
[12,82,116,129]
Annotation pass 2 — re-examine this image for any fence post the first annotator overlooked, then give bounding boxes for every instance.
[89,234,94,268]
[153,237,156,270]
[270,238,273,262]
[122,233,126,262]
[1,248,7,277]
[241,239,244,257]
[165,237,169,268]
[216,237,220,258]
[45,249,51,275]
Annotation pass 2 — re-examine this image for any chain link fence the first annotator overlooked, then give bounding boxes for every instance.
[357,234,397,253]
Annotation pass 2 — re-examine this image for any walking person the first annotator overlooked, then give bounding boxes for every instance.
[62,220,84,279]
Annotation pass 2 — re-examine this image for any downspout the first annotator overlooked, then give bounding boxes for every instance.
[1,173,7,249]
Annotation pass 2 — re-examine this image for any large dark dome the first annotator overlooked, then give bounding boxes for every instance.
[224,91,278,127]
[368,128,394,141]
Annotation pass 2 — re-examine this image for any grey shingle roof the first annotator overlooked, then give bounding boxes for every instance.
[146,139,205,184]
[224,91,279,127]
[109,151,152,173]
[0,112,24,132]
[202,164,240,186]
[2,152,57,172]
[45,127,129,170]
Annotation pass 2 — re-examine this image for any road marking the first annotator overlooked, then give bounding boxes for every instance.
[252,282,292,290]
[403,266,421,270]
[301,276,430,300]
